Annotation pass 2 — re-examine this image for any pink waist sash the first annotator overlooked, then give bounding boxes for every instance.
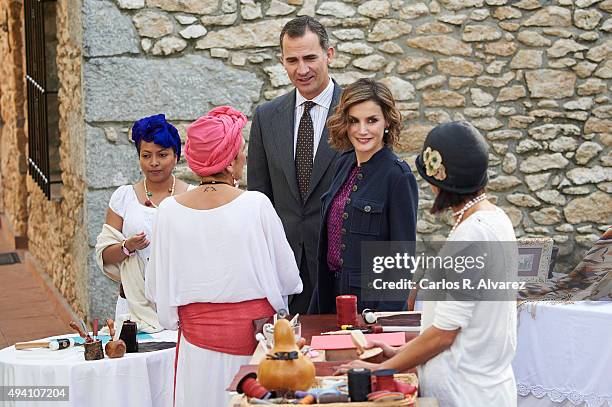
[178,299,275,355]
[173,299,276,405]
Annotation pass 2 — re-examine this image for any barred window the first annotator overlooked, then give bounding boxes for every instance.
[24,0,60,199]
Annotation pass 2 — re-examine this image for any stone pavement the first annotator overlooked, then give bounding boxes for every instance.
[0,220,75,350]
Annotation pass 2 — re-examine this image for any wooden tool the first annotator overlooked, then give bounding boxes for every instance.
[15,341,53,350]
[15,338,77,351]
[104,318,127,359]
[69,321,93,342]
[350,330,383,361]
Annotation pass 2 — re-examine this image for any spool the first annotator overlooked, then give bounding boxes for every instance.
[84,340,104,361]
[362,308,377,324]
[347,367,371,402]
[336,295,357,327]
[373,369,396,392]
[236,373,271,400]
[119,320,138,353]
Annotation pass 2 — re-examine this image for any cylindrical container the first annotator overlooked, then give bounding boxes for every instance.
[336,295,357,327]
[373,369,397,392]
[347,367,371,402]
[84,340,104,361]
[119,320,138,353]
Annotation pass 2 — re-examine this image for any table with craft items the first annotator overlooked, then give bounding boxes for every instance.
[228,314,440,406]
[0,330,177,407]
[513,301,612,407]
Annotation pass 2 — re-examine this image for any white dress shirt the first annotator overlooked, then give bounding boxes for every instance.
[293,78,335,160]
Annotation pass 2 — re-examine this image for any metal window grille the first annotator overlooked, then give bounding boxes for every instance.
[24,0,58,199]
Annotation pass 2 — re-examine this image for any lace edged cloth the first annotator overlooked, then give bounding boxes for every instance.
[518,383,612,407]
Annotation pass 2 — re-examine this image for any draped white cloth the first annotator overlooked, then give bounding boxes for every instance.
[514,301,612,407]
[0,330,177,407]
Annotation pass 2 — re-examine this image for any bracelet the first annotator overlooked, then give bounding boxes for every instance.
[121,240,135,257]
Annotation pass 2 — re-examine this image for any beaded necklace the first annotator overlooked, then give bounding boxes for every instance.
[449,193,488,237]
[143,174,176,208]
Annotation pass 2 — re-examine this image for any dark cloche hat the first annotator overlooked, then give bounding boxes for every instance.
[415,121,489,194]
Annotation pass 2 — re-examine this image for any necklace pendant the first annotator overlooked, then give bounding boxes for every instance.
[146,191,153,198]
[145,200,153,207]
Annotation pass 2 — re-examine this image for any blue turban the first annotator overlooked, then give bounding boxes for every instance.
[131,114,181,161]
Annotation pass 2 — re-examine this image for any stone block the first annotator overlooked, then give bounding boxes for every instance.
[406,35,472,56]
[85,125,141,190]
[84,55,262,121]
[83,0,139,57]
[195,19,290,49]
[525,70,576,99]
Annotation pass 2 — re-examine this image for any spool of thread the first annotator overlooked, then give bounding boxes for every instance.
[373,369,397,392]
[362,308,377,324]
[236,373,271,400]
[119,320,138,353]
[347,367,371,402]
[336,295,357,327]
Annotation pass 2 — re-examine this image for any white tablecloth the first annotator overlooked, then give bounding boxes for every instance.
[514,302,612,407]
[0,330,177,407]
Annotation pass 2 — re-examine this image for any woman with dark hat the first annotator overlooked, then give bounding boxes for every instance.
[145,106,302,407]
[96,114,192,332]
[339,121,518,407]
[308,78,418,314]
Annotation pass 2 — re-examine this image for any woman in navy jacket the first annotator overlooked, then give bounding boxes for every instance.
[309,79,418,314]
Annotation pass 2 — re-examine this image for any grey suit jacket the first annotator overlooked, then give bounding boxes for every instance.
[247,83,342,283]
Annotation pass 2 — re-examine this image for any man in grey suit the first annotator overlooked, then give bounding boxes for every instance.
[248,17,342,314]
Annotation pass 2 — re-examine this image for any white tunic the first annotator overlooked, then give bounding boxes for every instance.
[146,191,302,407]
[418,207,518,407]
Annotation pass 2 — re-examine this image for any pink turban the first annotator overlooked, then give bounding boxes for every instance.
[185,106,247,177]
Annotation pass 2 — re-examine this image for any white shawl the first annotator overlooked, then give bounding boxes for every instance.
[95,223,162,333]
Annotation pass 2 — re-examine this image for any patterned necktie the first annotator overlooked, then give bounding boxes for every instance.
[295,101,316,202]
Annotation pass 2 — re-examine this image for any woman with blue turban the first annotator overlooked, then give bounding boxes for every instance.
[95,114,193,331]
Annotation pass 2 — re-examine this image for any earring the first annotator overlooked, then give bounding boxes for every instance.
[384,128,389,134]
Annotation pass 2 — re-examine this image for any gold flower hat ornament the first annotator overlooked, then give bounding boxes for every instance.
[423,146,447,181]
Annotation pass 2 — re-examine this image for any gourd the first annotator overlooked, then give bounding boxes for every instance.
[258,319,315,392]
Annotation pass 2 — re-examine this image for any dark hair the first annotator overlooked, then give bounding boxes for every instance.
[279,16,329,52]
[431,188,484,214]
[327,78,402,151]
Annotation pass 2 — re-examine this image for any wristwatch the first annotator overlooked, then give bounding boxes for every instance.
[122,240,136,257]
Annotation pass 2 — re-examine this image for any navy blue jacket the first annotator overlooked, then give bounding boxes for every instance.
[309,147,418,314]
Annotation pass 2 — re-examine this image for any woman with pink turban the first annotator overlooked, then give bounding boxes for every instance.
[145,106,302,406]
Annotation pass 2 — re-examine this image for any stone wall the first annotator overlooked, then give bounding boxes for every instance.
[0,0,89,317]
[0,0,28,238]
[84,0,609,302]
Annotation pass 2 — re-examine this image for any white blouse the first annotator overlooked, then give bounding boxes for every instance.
[419,207,518,407]
[145,191,303,330]
[109,184,196,268]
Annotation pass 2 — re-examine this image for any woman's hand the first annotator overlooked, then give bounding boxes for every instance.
[362,340,398,359]
[334,359,379,375]
[125,232,149,252]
